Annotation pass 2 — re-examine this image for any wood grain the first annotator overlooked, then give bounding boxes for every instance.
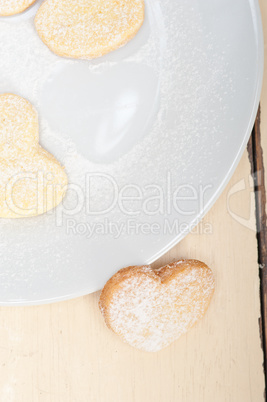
[258,0,267,393]
[0,3,266,401]
[248,107,267,387]
[0,151,264,402]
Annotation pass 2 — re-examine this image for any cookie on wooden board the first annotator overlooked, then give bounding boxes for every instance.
[99,260,215,352]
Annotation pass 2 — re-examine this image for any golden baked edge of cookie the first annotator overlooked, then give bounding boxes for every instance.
[99,260,215,333]
[0,0,36,16]
[34,0,145,60]
[0,93,68,218]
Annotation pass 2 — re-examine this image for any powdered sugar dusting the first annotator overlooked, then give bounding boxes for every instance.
[0,1,238,302]
[35,0,145,59]
[102,261,215,352]
[0,94,68,218]
[0,0,36,16]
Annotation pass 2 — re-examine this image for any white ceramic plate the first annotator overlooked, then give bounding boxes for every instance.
[0,0,263,305]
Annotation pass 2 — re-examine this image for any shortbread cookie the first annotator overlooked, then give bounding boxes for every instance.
[0,0,36,16]
[35,0,145,59]
[0,94,68,218]
[99,260,215,352]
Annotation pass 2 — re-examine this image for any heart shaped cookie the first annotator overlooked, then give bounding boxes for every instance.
[0,93,68,218]
[99,260,215,352]
[0,0,36,16]
[34,0,145,59]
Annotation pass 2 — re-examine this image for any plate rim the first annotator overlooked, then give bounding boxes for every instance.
[0,0,264,305]
[147,0,264,262]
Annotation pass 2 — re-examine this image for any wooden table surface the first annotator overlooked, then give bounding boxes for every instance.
[0,3,266,402]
